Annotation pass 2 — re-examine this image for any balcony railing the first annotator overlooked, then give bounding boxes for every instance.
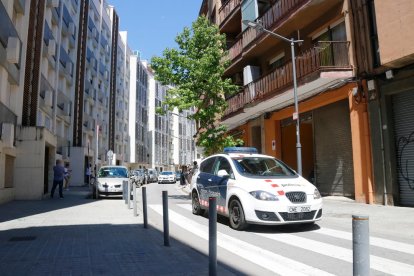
[227,0,307,63]
[219,0,241,27]
[224,41,351,116]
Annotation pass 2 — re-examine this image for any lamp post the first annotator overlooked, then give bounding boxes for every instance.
[243,20,303,175]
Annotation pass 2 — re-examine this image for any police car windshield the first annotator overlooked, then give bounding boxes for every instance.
[231,156,296,177]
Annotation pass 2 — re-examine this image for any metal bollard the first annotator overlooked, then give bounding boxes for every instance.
[142,186,148,228]
[123,181,127,204]
[209,197,217,276]
[352,215,370,276]
[162,191,170,246]
[127,181,131,209]
[133,183,138,216]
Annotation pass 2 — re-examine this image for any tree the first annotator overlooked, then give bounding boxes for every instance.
[151,16,242,155]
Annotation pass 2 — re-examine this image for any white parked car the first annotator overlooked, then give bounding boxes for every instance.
[190,147,322,230]
[93,166,129,198]
[158,171,176,184]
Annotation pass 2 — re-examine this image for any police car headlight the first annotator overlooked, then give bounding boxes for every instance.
[249,191,279,201]
[313,188,321,199]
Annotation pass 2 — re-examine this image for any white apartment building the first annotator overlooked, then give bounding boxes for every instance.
[0,0,31,204]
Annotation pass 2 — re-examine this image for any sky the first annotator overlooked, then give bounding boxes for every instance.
[109,1,202,61]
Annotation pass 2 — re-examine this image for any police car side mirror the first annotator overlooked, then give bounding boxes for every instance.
[217,170,230,178]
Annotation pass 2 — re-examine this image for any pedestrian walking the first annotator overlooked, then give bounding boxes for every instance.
[64,163,71,191]
[51,159,65,198]
[180,165,187,186]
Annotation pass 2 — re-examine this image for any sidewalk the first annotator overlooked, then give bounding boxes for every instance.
[0,187,236,275]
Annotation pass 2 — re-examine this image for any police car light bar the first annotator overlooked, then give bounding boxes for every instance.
[223,147,258,154]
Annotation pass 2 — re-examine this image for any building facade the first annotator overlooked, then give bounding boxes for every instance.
[0,0,31,204]
[350,0,414,206]
[201,0,374,203]
[0,0,132,203]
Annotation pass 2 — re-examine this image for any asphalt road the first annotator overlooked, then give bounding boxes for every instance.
[136,181,414,276]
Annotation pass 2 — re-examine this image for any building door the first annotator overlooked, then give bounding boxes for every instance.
[44,146,49,194]
[281,114,314,182]
[251,126,262,153]
[392,90,414,206]
[313,100,354,197]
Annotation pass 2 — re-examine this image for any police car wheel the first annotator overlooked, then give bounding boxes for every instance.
[229,199,247,230]
[192,192,204,215]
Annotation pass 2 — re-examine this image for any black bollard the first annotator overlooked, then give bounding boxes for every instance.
[142,186,148,228]
[162,191,170,246]
[209,197,217,276]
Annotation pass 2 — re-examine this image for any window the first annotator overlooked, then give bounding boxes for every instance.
[269,52,285,70]
[216,157,234,179]
[313,21,347,66]
[200,157,216,174]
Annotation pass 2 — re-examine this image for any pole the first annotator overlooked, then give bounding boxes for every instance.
[133,182,138,216]
[142,186,148,228]
[127,180,131,209]
[352,215,370,276]
[209,197,217,276]
[123,180,127,204]
[291,39,302,176]
[162,191,170,246]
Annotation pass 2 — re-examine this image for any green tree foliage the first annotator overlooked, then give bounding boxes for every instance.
[151,16,242,155]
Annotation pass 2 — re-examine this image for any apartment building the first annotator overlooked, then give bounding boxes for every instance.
[201,0,374,203]
[0,0,130,202]
[0,0,31,204]
[129,55,150,168]
[147,68,173,171]
[350,0,414,206]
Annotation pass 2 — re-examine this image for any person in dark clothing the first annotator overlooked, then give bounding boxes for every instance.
[51,159,65,198]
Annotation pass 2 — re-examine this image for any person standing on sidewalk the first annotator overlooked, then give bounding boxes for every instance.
[51,160,65,198]
[64,163,71,191]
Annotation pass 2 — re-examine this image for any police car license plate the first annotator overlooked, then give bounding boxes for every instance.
[288,206,311,213]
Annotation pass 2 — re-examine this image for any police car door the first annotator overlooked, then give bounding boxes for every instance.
[213,157,233,214]
[196,156,217,204]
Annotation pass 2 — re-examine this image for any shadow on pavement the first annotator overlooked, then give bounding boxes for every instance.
[0,223,243,275]
[0,187,99,223]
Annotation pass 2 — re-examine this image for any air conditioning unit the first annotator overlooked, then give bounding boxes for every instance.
[69,22,75,36]
[106,45,110,53]
[104,70,109,80]
[243,65,261,86]
[44,90,53,107]
[1,123,14,148]
[92,76,98,87]
[6,37,21,64]
[47,0,59,8]
[48,39,56,56]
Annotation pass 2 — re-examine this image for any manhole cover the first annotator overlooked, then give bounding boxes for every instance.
[9,236,36,242]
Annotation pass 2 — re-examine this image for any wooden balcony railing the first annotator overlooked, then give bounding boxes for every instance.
[224,41,351,116]
[219,0,241,26]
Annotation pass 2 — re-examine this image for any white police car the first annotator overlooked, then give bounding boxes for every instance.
[190,147,322,230]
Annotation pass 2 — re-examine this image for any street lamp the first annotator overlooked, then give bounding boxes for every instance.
[243,20,303,175]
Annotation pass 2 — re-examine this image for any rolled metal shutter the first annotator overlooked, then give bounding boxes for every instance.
[313,100,354,196]
[392,90,414,206]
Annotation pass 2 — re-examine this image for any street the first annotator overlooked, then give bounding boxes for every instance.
[143,182,414,276]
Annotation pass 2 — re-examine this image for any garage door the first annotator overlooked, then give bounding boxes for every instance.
[392,90,414,206]
[313,100,354,196]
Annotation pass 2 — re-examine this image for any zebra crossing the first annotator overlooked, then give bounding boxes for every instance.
[149,203,414,276]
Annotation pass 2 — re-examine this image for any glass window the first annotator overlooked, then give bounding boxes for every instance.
[200,157,216,174]
[216,157,234,179]
[232,156,295,177]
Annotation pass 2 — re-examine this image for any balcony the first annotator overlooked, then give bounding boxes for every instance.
[225,0,343,75]
[219,0,241,33]
[223,41,353,127]
[56,89,72,124]
[59,46,73,83]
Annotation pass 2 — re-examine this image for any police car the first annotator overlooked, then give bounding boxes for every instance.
[190,147,322,230]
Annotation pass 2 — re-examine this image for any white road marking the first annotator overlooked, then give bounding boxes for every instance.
[178,203,414,274]
[150,204,334,276]
[256,232,414,275]
[313,227,414,255]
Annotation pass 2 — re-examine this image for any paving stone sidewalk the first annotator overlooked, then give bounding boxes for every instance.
[0,187,236,276]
